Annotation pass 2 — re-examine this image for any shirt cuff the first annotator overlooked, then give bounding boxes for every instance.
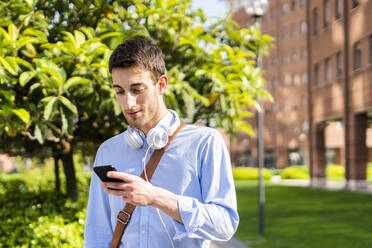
[172,195,203,240]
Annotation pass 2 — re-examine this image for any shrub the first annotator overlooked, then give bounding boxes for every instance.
[0,170,89,247]
[368,163,372,177]
[233,167,272,180]
[280,166,309,179]
[326,164,345,177]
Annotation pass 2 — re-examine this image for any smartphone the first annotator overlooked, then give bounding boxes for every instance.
[93,165,125,182]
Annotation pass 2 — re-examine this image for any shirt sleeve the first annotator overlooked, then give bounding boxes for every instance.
[83,145,114,248]
[172,129,239,241]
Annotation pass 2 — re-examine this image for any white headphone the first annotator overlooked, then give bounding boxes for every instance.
[124,110,180,150]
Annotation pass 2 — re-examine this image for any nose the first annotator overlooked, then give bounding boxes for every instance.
[124,93,136,110]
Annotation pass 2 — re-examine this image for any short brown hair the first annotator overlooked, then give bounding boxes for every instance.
[109,38,165,82]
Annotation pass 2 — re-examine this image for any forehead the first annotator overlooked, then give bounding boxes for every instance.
[111,67,155,87]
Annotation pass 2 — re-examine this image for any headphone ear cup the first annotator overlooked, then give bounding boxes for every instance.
[147,127,168,150]
[124,129,143,149]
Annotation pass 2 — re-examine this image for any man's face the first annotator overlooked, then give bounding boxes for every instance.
[111,67,167,134]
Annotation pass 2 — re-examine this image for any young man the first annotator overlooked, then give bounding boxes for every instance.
[84,38,239,248]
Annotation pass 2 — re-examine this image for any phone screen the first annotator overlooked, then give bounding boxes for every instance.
[93,165,124,182]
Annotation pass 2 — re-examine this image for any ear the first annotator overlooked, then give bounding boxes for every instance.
[157,75,168,95]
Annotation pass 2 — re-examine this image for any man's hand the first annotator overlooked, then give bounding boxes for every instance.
[101,171,156,206]
[101,171,183,223]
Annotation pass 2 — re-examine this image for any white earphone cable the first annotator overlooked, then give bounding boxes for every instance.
[142,145,175,248]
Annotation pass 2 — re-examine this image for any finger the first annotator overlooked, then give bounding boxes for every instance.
[107,171,136,182]
[103,187,125,196]
[101,182,125,190]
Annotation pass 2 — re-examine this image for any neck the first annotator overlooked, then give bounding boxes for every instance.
[142,104,168,136]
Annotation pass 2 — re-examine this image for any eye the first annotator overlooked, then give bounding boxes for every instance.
[115,89,124,95]
[131,88,144,94]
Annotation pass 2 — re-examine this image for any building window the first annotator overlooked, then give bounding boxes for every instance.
[352,0,360,9]
[335,0,342,20]
[301,21,307,33]
[301,48,307,59]
[293,124,299,133]
[314,63,320,86]
[282,3,289,15]
[291,24,297,37]
[369,34,372,65]
[313,8,318,35]
[264,149,277,169]
[325,57,331,83]
[285,124,291,133]
[302,122,309,131]
[266,80,271,91]
[271,7,277,19]
[273,103,279,112]
[236,150,252,167]
[292,51,298,62]
[284,75,292,86]
[336,51,343,78]
[282,27,288,40]
[300,0,306,8]
[273,79,279,89]
[302,71,308,84]
[294,74,300,85]
[291,0,296,11]
[353,42,362,71]
[283,55,290,64]
[272,58,278,67]
[302,97,307,107]
[284,103,290,112]
[323,0,330,28]
[293,97,298,110]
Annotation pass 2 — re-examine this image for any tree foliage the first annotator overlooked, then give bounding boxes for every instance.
[0,0,273,200]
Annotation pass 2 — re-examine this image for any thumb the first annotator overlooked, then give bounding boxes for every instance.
[107,171,136,182]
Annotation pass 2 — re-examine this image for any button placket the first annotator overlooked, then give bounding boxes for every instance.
[139,206,150,248]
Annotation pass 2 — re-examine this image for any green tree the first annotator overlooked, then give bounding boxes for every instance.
[0,0,273,200]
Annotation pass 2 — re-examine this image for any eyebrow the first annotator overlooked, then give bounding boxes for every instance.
[113,83,145,88]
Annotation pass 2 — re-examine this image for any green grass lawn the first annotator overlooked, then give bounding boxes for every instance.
[234,180,372,248]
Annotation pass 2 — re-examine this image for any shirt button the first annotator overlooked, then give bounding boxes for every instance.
[141,230,146,235]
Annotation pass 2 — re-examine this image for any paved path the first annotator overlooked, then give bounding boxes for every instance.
[210,238,248,248]
[272,178,372,194]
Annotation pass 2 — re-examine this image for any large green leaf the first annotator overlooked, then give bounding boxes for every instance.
[19,71,36,86]
[34,123,44,144]
[40,67,65,87]
[60,96,78,117]
[8,24,18,41]
[44,97,58,120]
[16,37,40,49]
[12,108,30,123]
[64,77,90,91]
[0,56,18,75]
[99,32,123,41]
[60,107,68,134]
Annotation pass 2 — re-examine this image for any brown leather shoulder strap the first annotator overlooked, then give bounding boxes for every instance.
[110,122,186,248]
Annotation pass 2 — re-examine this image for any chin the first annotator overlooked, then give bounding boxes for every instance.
[127,120,144,129]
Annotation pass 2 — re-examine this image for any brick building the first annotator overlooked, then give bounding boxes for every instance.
[228,0,372,187]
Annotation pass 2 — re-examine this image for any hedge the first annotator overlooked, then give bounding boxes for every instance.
[326,164,345,177]
[232,167,272,180]
[0,170,88,247]
[279,165,309,180]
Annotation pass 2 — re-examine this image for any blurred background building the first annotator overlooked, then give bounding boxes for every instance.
[228,0,372,184]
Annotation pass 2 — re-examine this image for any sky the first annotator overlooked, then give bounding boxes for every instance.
[191,0,227,18]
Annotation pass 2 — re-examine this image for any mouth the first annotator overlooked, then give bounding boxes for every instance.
[126,110,142,118]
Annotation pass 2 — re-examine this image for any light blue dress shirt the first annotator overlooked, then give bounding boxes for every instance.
[84,111,239,248]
